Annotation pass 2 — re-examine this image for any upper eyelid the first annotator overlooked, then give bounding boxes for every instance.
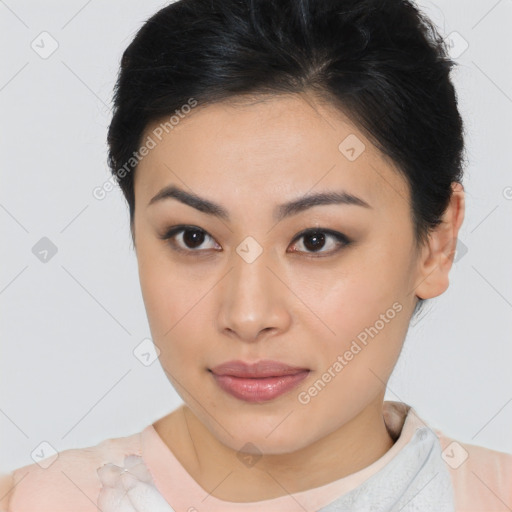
[163,225,349,251]
[163,225,343,240]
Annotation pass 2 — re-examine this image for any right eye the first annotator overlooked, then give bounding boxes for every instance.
[159,225,221,255]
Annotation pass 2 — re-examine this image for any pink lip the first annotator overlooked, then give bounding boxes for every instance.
[209,360,310,403]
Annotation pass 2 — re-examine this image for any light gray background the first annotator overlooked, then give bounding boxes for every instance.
[1,0,511,474]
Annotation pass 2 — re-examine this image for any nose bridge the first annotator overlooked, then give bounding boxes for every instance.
[218,242,289,341]
[230,242,275,311]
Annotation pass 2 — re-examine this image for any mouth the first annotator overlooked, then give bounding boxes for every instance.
[209,360,310,403]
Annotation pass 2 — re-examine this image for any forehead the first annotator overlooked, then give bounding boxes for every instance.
[134,93,410,213]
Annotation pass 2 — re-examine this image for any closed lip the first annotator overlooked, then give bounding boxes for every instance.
[209,359,309,378]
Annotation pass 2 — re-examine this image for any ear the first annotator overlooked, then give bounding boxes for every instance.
[414,182,465,300]
[131,221,136,251]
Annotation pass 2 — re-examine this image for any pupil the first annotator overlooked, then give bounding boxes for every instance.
[181,230,327,251]
[184,229,205,248]
[304,232,325,251]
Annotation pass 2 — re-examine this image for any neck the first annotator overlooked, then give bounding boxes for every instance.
[154,396,397,503]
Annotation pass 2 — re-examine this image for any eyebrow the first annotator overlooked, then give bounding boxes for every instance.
[147,184,372,222]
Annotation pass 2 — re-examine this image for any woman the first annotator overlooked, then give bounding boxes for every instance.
[2,0,511,510]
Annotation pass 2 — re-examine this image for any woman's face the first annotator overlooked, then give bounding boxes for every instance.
[133,92,425,454]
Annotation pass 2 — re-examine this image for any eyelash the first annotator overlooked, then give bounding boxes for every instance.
[159,225,352,258]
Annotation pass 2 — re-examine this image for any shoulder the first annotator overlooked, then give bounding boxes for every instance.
[434,428,512,512]
[6,429,143,512]
[0,473,14,511]
[389,402,512,511]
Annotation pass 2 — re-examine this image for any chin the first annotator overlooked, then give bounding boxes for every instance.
[210,417,316,456]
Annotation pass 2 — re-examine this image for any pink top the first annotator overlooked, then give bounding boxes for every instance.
[3,401,512,511]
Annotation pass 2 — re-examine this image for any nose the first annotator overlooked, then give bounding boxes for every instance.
[216,250,292,344]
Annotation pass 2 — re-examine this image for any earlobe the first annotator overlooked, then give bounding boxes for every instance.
[413,182,465,300]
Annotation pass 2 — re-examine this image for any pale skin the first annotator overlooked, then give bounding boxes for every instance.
[0,93,465,510]
[130,91,465,503]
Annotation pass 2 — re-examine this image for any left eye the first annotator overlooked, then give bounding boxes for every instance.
[160,226,351,256]
[288,228,351,256]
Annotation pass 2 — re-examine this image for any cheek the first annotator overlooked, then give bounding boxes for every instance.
[304,253,409,374]
[306,262,388,332]
[297,277,406,427]
[137,249,190,337]
[138,257,213,373]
